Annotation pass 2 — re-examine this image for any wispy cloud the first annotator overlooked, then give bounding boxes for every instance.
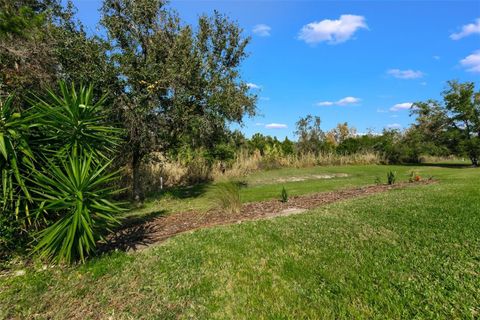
[298,14,368,45]
[253,24,271,37]
[387,69,424,79]
[377,108,388,113]
[265,123,287,129]
[433,55,440,60]
[317,96,361,106]
[386,123,402,129]
[247,82,261,89]
[450,18,480,40]
[390,102,413,111]
[460,50,480,73]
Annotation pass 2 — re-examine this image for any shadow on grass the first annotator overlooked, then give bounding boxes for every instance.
[99,209,168,252]
[146,182,211,201]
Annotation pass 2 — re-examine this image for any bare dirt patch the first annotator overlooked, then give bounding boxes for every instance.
[258,173,350,184]
[101,180,435,252]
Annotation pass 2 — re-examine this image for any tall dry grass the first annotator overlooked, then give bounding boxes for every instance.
[130,150,383,194]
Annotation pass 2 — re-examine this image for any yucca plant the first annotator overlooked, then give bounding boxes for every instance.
[31,152,124,263]
[0,95,36,225]
[32,81,121,158]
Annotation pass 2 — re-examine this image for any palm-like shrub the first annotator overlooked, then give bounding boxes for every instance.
[1,82,124,263]
[33,82,121,157]
[32,153,124,263]
[0,95,35,225]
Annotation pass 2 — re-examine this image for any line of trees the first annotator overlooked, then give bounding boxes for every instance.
[231,85,480,167]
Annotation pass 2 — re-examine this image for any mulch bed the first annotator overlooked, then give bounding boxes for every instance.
[101,180,435,252]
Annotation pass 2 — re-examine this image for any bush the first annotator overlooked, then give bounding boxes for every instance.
[387,171,396,185]
[280,186,288,203]
[1,82,123,263]
[207,181,242,214]
[408,171,421,183]
[32,153,123,263]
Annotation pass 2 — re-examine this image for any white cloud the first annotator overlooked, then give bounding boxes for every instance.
[316,96,361,106]
[450,18,480,40]
[265,123,287,129]
[253,24,271,37]
[390,102,413,111]
[387,69,424,79]
[255,122,265,126]
[460,50,480,73]
[317,101,334,106]
[420,82,427,86]
[337,96,361,105]
[386,123,402,129]
[298,14,368,45]
[247,82,261,89]
[390,114,399,118]
[433,55,440,60]
[377,108,388,113]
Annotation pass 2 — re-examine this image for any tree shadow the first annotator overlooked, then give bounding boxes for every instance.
[98,209,168,253]
[146,182,211,201]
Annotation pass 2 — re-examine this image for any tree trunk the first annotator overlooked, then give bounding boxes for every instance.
[132,149,144,202]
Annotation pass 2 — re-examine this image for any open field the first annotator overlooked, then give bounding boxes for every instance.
[1,164,479,319]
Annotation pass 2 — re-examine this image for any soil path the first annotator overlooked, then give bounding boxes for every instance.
[102,181,434,251]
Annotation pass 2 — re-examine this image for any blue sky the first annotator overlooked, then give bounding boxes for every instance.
[72,0,480,139]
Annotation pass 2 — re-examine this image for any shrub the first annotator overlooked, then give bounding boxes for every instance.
[1,82,123,263]
[0,95,35,223]
[33,82,121,157]
[207,181,241,214]
[32,153,124,263]
[409,171,421,183]
[408,171,416,183]
[387,171,396,185]
[374,176,382,185]
[280,186,288,203]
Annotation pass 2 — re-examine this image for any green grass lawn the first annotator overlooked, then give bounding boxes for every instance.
[1,164,479,319]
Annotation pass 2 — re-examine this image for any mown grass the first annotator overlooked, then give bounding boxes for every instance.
[1,164,479,319]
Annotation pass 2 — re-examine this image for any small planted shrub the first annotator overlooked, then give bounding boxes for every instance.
[207,181,242,214]
[408,171,421,183]
[281,186,288,203]
[408,171,416,183]
[374,176,382,185]
[387,171,396,185]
